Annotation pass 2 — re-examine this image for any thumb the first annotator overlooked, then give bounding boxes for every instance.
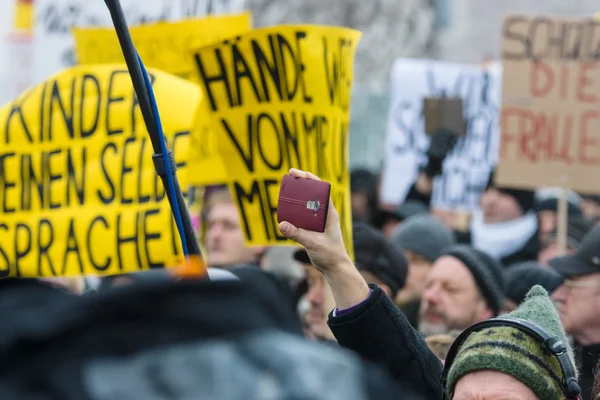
[279,221,309,246]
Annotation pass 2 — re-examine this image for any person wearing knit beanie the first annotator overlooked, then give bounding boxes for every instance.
[353,221,408,299]
[502,261,564,313]
[446,285,578,400]
[390,215,456,327]
[419,244,505,337]
[391,215,456,264]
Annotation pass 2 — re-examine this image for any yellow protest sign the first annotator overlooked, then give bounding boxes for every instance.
[0,65,201,277]
[187,99,229,185]
[73,13,252,81]
[189,25,361,258]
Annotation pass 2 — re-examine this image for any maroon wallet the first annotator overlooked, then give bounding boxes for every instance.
[277,174,331,233]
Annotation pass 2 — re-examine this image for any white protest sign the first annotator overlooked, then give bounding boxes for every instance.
[33,0,248,85]
[380,58,502,211]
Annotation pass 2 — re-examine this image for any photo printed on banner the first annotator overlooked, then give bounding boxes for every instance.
[380,58,502,211]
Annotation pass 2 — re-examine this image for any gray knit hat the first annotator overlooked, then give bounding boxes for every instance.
[390,214,455,262]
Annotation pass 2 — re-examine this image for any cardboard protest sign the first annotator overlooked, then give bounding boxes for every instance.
[496,15,600,193]
[189,25,361,258]
[380,58,502,210]
[0,65,201,277]
[73,13,252,81]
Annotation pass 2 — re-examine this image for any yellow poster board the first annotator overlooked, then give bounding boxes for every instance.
[73,13,252,81]
[187,100,229,185]
[0,65,201,277]
[189,25,361,258]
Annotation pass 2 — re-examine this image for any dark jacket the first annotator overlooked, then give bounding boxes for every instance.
[0,278,405,400]
[576,343,600,400]
[328,284,444,399]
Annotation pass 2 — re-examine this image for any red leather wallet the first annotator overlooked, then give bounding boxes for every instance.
[277,174,331,233]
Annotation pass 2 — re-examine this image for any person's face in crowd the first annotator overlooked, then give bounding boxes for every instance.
[381,217,401,239]
[396,250,432,305]
[537,239,576,266]
[108,276,137,288]
[419,256,493,337]
[452,370,538,400]
[303,266,329,339]
[351,191,370,221]
[206,202,263,267]
[552,273,600,345]
[537,210,558,238]
[480,188,523,224]
[359,270,393,298]
[581,198,600,222]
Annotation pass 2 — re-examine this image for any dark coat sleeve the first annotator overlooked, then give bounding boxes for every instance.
[327,284,443,400]
[405,183,432,207]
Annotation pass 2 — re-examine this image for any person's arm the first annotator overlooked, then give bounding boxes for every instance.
[278,168,443,400]
[328,284,444,400]
[406,128,458,206]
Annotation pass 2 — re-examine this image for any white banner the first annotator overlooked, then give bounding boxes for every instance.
[33,0,248,85]
[380,58,502,211]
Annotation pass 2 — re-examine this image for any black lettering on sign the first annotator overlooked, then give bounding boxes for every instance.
[233,179,287,242]
[80,74,101,139]
[7,68,147,146]
[120,137,137,205]
[0,224,9,278]
[44,149,62,209]
[47,77,76,141]
[20,153,42,212]
[37,218,55,277]
[0,152,17,213]
[220,111,303,173]
[3,88,34,145]
[323,36,354,111]
[0,207,177,277]
[86,216,111,272]
[301,114,327,176]
[116,211,143,272]
[14,222,31,278]
[98,142,117,204]
[95,137,168,206]
[61,219,84,276]
[142,208,164,268]
[327,117,348,185]
[503,16,600,61]
[194,31,312,111]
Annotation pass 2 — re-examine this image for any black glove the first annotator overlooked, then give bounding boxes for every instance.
[423,128,458,178]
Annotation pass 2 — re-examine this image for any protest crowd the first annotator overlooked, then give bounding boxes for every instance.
[2,1,600,399]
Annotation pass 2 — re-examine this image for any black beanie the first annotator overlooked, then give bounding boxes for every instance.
[487,171,535,213]
[504,261,564,304]
[442,245,506,316]
[353,221,408,296]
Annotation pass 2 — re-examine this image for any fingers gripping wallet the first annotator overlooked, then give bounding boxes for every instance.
[277,174,331,233]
